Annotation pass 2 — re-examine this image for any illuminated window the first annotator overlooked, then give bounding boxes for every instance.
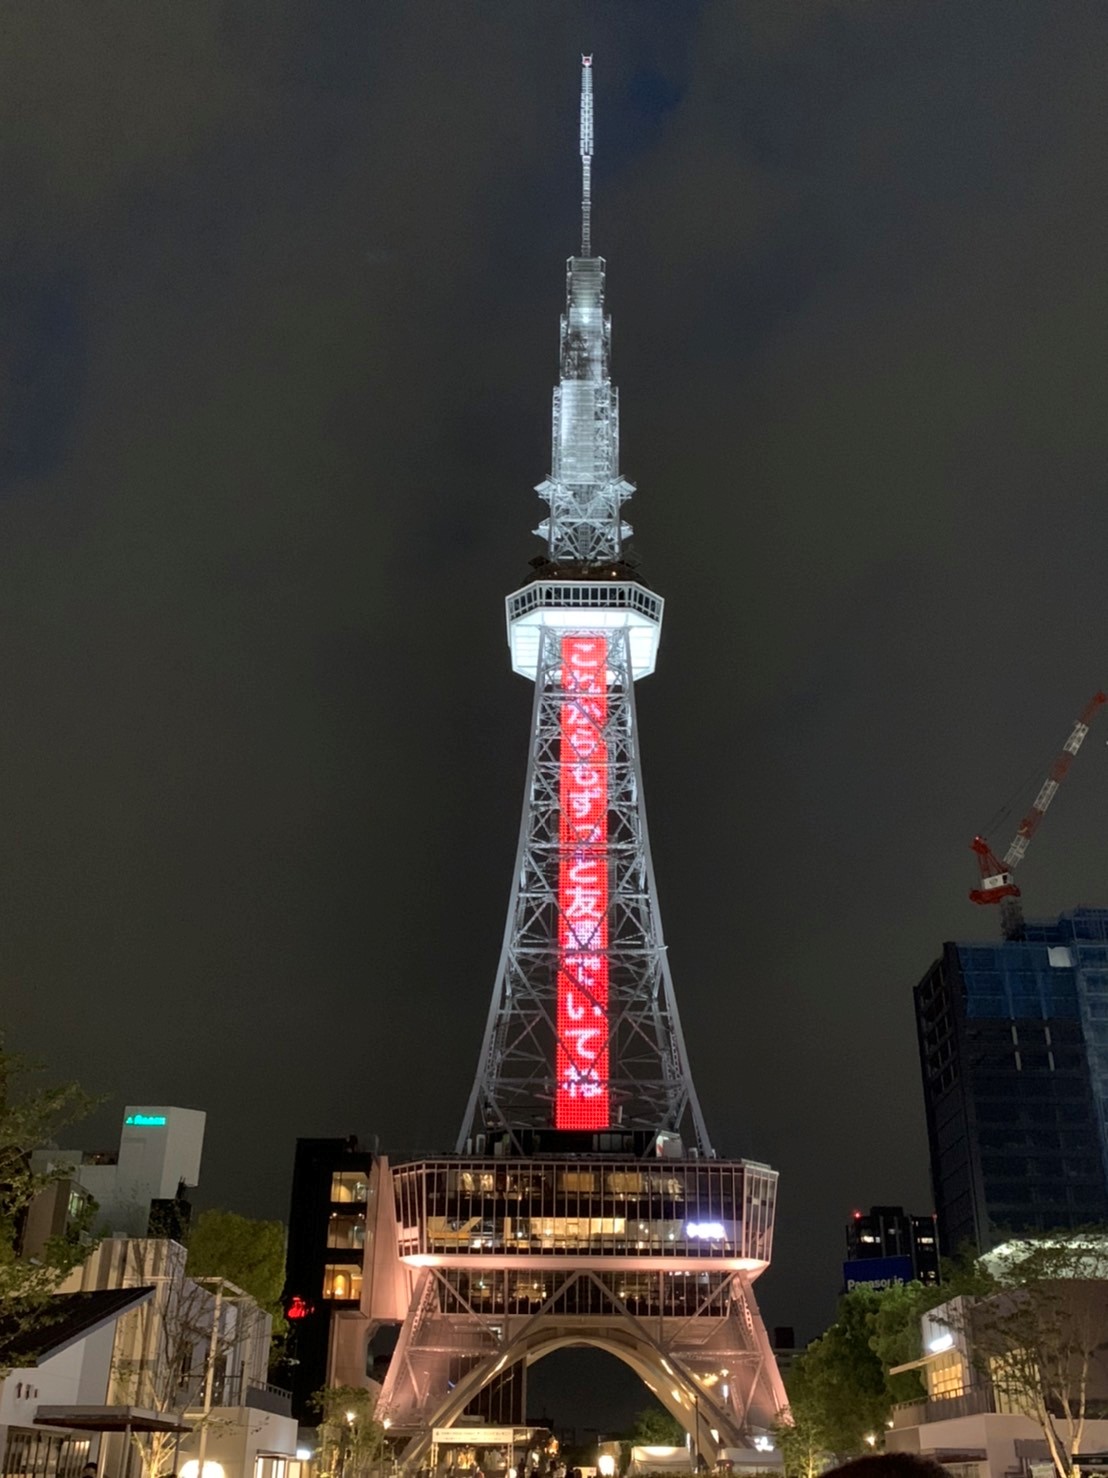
[322,1265,363,1300]
[330,1172,367,1204]
[989,1352,1036,1415]
[607,1172,645,1194]
[927,1352,966,1401]
[559,1171,598,1192]
[327,1214,366,1250]
[458,1171,496,1193]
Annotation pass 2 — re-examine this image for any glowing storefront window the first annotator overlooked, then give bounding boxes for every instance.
[555,634,610,1129]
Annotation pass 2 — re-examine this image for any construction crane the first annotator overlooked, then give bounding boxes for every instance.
[970,689,1106,940]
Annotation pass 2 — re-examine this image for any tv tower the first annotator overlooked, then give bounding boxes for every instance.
[367,60,786,1465]
[456,52,709,1154]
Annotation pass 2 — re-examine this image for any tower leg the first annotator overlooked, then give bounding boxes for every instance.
[377,1265,785,1471]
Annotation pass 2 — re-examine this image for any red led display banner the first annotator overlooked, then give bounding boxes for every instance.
[554,634,610,1129]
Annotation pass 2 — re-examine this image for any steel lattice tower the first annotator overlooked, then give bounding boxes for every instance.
[457,55,709,1156]
[365,60,787,1468]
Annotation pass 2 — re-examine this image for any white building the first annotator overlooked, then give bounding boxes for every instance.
[0,1286,154,1478]
[32,1107,206,1238]
[887,1294,1108,1478]
[39,1236,301,1478]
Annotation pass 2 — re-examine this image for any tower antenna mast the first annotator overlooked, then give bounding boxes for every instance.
[580,54,594,255]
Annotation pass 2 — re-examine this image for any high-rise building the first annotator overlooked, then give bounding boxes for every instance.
[915,907,1108,1254]
[844,1205,939,1288]
[283,1137,374,1423]
[359,59,785,1469]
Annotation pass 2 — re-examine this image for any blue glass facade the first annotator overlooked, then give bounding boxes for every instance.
[916,909,1108,1254]
[955,941,1080,1021]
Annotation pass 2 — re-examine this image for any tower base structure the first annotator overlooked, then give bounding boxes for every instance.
[365,1138,787,1469]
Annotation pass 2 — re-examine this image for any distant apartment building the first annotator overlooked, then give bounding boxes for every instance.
[915,907,1108,1254]
[843,1205,940,1291]
[31,1106,206,1240]
[283,1137,378,1422]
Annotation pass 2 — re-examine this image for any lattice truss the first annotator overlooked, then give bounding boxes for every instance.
[534,255,636,564]
[459,625,710,1153]
[378,1264,785,1467]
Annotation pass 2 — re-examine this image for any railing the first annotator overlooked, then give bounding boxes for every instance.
[188,1373,293,1416]
[892,1387,996,1425]
[244,1382,293,1416]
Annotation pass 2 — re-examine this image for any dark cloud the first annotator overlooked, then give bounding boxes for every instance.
[6,0,1108,1409]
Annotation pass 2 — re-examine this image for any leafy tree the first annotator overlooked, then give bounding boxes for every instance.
[773,1360,832,1478]
[313,1385,386,1478]
[0,1038,97,1370]
[186,1209,287,1332]
[868,1280,932,1404]
[628,1404,686,1446]
[795,1289,890,1455]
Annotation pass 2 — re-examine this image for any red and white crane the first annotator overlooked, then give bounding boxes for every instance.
[970,689,1106,937]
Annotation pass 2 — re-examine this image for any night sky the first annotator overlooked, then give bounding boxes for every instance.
[7,0,1108,1422]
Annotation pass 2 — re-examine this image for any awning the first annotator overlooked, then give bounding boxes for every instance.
[35,1406,192,1434]
[888,1350,950,1375]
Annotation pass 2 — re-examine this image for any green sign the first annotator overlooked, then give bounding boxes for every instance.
[125,1113,167,1127]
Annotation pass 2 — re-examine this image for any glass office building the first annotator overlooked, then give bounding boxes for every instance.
[915,908,1108,1253]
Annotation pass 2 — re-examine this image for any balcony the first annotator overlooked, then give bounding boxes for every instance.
[186,1375,293,1418]
[892,1386,997,1425]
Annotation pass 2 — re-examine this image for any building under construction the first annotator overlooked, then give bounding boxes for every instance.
[915,906,1108,1254]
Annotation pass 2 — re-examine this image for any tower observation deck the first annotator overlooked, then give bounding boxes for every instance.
[368,59,786,1466]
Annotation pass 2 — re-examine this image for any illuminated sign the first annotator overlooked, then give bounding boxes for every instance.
[287,1295,314,1321]
[554,634,610,1129]
[125,1114,167,1127]
[685,1222,726,1240]
[842,1255,913,1292]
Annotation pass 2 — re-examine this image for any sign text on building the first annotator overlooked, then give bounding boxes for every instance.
[554,634,610,1129]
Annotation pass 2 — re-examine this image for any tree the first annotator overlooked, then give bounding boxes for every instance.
[186,1209,287,1331]
[868,1280,932,1404]
[628,1405,686,1446]
[773,1359,833,1478]
[0,1038,96,1370]
[793,1289,891,1456]
[313,1385,386,1478]
[954,1233,1108,1478]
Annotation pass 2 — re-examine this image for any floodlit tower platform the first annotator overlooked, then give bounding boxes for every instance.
[368,58,786,1468]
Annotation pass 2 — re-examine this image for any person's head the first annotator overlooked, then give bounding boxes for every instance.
[81,1465,97,1476]
[821,1456,951,1478]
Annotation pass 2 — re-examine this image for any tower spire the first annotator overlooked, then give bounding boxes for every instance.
[580,54,594,255]
[533,54,635,566]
